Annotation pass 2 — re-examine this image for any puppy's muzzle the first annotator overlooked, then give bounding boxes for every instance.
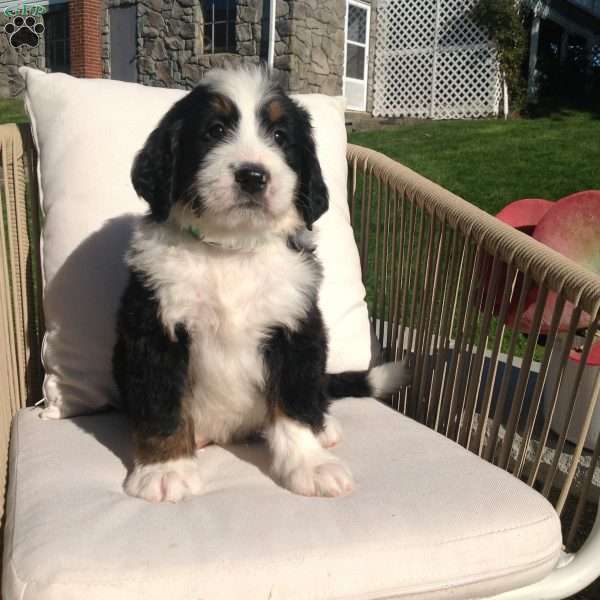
[234,163,269,195]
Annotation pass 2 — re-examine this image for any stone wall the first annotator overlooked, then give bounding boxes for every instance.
[275,0,345,95]
[0,14,45,97]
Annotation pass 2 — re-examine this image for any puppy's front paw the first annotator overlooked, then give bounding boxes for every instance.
[283,454,354,498]
[318,414,342,448]
[125,458,203,503]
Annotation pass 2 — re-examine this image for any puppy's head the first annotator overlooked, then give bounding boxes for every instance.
[131,67,328,237]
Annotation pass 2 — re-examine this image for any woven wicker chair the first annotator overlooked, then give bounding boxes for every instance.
[1,122,599,599]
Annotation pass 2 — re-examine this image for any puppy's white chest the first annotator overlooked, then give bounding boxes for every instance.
[133,234,317,443]
[188,246,315,442]
[188,245,313,335]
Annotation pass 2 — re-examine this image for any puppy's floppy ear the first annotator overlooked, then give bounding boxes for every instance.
[131,119,181,223]
[296,113,329,230]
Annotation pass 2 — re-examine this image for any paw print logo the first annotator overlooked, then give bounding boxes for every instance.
[3,16,45,49]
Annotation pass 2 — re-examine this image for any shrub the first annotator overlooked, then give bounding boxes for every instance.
[470,0,529,114]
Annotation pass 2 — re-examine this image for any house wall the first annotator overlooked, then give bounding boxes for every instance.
[0,0,350,100]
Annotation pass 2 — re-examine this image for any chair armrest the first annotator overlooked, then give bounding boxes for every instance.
[0,123,44,518]
[0,123,43,408]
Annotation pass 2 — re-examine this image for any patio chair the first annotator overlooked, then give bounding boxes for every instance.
[1,121,599,599]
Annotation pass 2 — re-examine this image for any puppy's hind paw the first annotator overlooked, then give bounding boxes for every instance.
[125,457,203,503]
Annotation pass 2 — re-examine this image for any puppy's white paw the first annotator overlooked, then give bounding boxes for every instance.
[194,433,213,450]
[283,453,354,498]
[318,415,342,448]
[125,457,203,503]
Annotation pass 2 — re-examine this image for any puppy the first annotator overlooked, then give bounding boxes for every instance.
[113,67,409,503]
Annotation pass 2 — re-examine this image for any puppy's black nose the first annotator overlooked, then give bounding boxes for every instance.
[234,164,269,194]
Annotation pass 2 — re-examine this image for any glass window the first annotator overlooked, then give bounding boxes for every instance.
[44,3,70,73]
[202,0,236,54]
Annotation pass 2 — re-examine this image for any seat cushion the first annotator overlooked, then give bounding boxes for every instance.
[3,400,561,600]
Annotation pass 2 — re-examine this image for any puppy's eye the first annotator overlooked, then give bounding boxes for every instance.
[208,123,226,140]
[273,130,287,146]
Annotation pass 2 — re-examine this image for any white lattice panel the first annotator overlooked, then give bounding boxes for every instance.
[374,0,502,119]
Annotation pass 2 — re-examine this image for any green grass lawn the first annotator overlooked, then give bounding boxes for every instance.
[349,111,600,215]
[0,98,28,125]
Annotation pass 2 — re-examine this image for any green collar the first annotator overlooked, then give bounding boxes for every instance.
[184,225,271,251]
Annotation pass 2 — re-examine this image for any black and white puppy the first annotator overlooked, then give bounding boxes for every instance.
[113,67,409,503]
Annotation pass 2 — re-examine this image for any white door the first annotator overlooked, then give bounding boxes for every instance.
[344,0,371,111]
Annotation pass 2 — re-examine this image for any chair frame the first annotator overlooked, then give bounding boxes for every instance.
[1,123,600,598]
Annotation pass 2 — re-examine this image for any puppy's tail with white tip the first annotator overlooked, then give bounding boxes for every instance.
[326,360,411,400]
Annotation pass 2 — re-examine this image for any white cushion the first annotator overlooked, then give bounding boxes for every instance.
[3,399,561,600]
[20,67,371,418]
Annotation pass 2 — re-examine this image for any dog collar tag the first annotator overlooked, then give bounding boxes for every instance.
[186,225,203,240]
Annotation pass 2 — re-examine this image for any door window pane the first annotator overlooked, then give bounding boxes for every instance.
[347,4,367,44]
[346,44,365,79]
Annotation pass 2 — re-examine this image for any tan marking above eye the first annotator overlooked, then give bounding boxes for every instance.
[211,94,234,116]
[267,100,284,123]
